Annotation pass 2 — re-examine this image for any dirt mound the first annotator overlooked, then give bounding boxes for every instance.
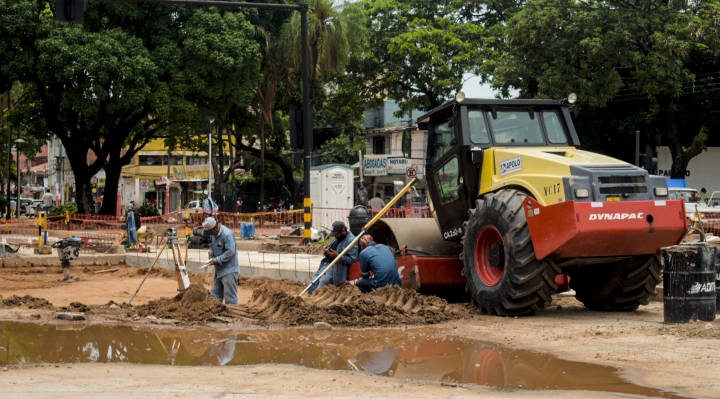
[61,302,91,313]
[237,276,305,292]
[230,283,472,326]
[135,284,229,324]
[135,267,177,279]
[262,242,325,255]
[659,319,720,340]
[1,295,54,310]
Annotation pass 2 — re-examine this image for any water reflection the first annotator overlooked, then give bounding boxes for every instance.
[0,322,686,398]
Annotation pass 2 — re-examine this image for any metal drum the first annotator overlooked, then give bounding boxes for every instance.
[662,244,717,323]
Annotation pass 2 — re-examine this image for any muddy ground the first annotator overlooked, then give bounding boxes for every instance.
[0,265,719,398]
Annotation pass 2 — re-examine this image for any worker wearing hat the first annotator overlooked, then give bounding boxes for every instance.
[306,221,358,295]
[202,190,216,211]
[125,202,141,249]
[354,234,402,293]
[203,217,239,304]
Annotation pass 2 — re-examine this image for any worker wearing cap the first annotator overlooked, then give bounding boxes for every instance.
[307,221,358,295]
[202,190,216,211]
[355,235,401,293]
[203,217,239,304]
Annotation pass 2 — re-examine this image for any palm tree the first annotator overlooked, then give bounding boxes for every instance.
[280,0,366,106]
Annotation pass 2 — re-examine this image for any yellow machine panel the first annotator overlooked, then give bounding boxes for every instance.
[479,148,628,206]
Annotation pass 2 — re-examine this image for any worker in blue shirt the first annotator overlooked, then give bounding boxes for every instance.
[307,221,358,295]
[203,217,239,304]
[355,234,402,293]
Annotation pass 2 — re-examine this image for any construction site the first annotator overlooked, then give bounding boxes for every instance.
[1,97,719,399]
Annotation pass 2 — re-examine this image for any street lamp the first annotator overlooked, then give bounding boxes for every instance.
[14,138,25,218]
[204,116,217,200]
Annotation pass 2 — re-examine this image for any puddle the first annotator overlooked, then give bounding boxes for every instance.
[0,321,686,398]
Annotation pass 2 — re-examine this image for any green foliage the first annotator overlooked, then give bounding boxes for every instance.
[50,203,77,216]
[0,1,262,214]
[483,0,720,177]
[319,134,365,165]
[136,204,160,217]
[345,0,487,114]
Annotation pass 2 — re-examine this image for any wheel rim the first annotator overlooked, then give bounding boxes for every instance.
[474,226,505,286]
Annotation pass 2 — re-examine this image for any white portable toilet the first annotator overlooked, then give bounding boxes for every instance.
[310,164,354,232]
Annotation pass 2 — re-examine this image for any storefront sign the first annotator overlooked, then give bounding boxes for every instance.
[388,157,412,175]
[363,157,387,176]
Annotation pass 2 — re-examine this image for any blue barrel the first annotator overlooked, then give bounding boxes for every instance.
[662,244,717,323]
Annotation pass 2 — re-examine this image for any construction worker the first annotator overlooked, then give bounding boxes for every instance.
[125,202,141,248]
[204,217,239,305]
[354,234,401,293]
[307,221,357,295]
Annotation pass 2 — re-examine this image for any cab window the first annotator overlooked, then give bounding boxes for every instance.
[489,109,544,144]
[430,120,456,162]
[543,111,568,144]
[434,157,460,203]
[468,110,490,144]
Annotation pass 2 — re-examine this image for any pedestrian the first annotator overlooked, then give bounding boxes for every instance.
[202,190,216,211]
[125,202,141,248]
[356,184,368,206]
[354,235,402,293]
[42,189,54,213]
[701,188,708,201]
[307,221,358,295]
[10,198,17,218]
[203,217,239,305]
[368,193,385,210]
[237,198,242,213]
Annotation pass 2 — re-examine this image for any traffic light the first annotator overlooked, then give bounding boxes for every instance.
[56,0,84,23]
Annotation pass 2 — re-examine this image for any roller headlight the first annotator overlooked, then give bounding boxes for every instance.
[654,187,668,196]
[574,188,589,198]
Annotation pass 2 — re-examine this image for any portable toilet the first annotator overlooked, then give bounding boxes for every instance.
[310,164,354,232]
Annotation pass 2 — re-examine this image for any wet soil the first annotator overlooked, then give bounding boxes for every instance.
[231,283,473,327]
[135,284,230,324]
[0,295,54,310]
[0,321,689,399]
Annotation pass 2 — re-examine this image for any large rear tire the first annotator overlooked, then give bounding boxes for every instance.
[567,254,662,311]
[462,190,559,316]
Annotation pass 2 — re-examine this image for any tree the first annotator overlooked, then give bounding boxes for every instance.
[0,0,261,214]
[345,0,487,115]
[280,0,366,107]
[482,0,720,178]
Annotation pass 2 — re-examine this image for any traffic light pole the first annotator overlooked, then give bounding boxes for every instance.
[68,0,314,242]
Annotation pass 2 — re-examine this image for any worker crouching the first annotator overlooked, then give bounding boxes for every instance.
[355,235,402,293]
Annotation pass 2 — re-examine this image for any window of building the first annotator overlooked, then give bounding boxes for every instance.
[187,156,207,165]
[373,135,385,155]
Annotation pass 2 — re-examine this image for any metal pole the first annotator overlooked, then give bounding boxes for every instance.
[301,4,312,245]
[208,125,213,198]
[15,140,20,218]
[635,130,640,167]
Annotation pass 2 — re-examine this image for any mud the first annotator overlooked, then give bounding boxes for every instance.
[135,284,230,324]
[0,294,54,310]
[262,242,325,255]
[237,276,305,291]
[231,283,473,327]
[135,267,178,279]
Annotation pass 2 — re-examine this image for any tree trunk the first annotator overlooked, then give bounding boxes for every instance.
[656,92,684,179]
[99,151,123,216]
[260,116,265,211]
[65,148,95,215]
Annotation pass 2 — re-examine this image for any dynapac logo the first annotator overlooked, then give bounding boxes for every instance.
[589,213,644,221]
